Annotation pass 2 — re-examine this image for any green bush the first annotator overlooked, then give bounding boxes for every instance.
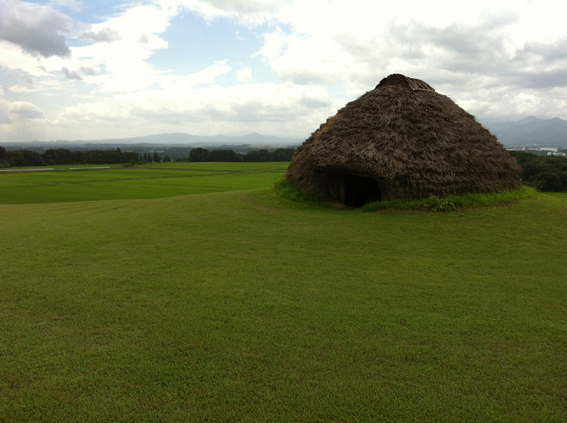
[423,195,458,211]
[273,177,322,204]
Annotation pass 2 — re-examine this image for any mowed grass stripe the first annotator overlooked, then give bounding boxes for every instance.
[0,168,227,184]
[143,162,291,171]
[1,188,566,422]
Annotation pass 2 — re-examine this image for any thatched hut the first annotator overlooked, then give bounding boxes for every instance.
[286,74,521,207]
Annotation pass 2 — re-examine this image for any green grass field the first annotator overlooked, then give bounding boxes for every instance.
[1,163,566,422]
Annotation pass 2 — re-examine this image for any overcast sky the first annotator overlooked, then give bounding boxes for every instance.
[1,0,566,142]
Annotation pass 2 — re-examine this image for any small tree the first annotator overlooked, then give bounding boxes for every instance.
[0,146,9,168]
[189,148,211,162]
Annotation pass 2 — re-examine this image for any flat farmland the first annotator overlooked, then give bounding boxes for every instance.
[0,162,288,204]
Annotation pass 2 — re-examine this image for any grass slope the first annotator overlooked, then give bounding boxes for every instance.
[1,168,566,421]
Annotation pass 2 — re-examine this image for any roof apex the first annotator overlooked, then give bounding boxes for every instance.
[376,74,435,92]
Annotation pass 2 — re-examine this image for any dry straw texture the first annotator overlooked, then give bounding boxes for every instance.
[287,74,521,203]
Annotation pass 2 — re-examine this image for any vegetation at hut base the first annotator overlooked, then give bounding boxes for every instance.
[361,185,537,212]
[1,162,566,422]
[272,177,325,206]
[274,177,537,212]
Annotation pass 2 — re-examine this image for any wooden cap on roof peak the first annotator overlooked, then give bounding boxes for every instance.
[376,74,435,92]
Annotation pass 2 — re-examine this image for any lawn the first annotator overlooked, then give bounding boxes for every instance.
[1,163,566,422]
[543,192,567,199]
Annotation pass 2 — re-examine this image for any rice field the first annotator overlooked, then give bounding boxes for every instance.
[0,162,287,204]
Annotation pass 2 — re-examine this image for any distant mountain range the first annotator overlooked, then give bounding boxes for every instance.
[484,117,567,148]
[2,132,304,149]
[3,118,567,150]
[77,131,305,146]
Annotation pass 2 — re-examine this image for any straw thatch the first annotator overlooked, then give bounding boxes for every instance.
[286,74,521,207]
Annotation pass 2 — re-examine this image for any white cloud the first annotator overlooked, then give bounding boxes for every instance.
[0,0,73,57]
[159,0,291,25]
[246,0,567,120]
[79,27,121,43]
[44,81,336,140]
[80,66,95,76]
[237,67,252,83]
[2,0,567,142]
[159,61,232,90]
[0,83,325,142]
[61,67,81,80]
[0,108,12,124]
[9,101,45,119]
[61,4,173,94]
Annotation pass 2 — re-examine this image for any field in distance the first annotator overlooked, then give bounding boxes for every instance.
[1,163,566,422]
[0,162,287,204]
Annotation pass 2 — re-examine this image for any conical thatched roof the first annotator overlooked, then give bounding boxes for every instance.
[286,74,521,206]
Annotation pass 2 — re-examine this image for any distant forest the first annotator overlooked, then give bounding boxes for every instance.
[1,147,140,167]
[0,146,296,168]
[509,151,567,192]
[182,147,295,162]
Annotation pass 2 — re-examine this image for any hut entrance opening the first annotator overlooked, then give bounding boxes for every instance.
[322,171,382,207]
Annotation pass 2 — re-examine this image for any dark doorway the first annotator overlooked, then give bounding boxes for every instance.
[322,171,382,207]
[343,174,382,207]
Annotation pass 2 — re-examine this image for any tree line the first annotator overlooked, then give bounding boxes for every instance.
[509,151,567,192]
[0,147,140,168]
[182,148,295,162]
[0,146,296,168]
